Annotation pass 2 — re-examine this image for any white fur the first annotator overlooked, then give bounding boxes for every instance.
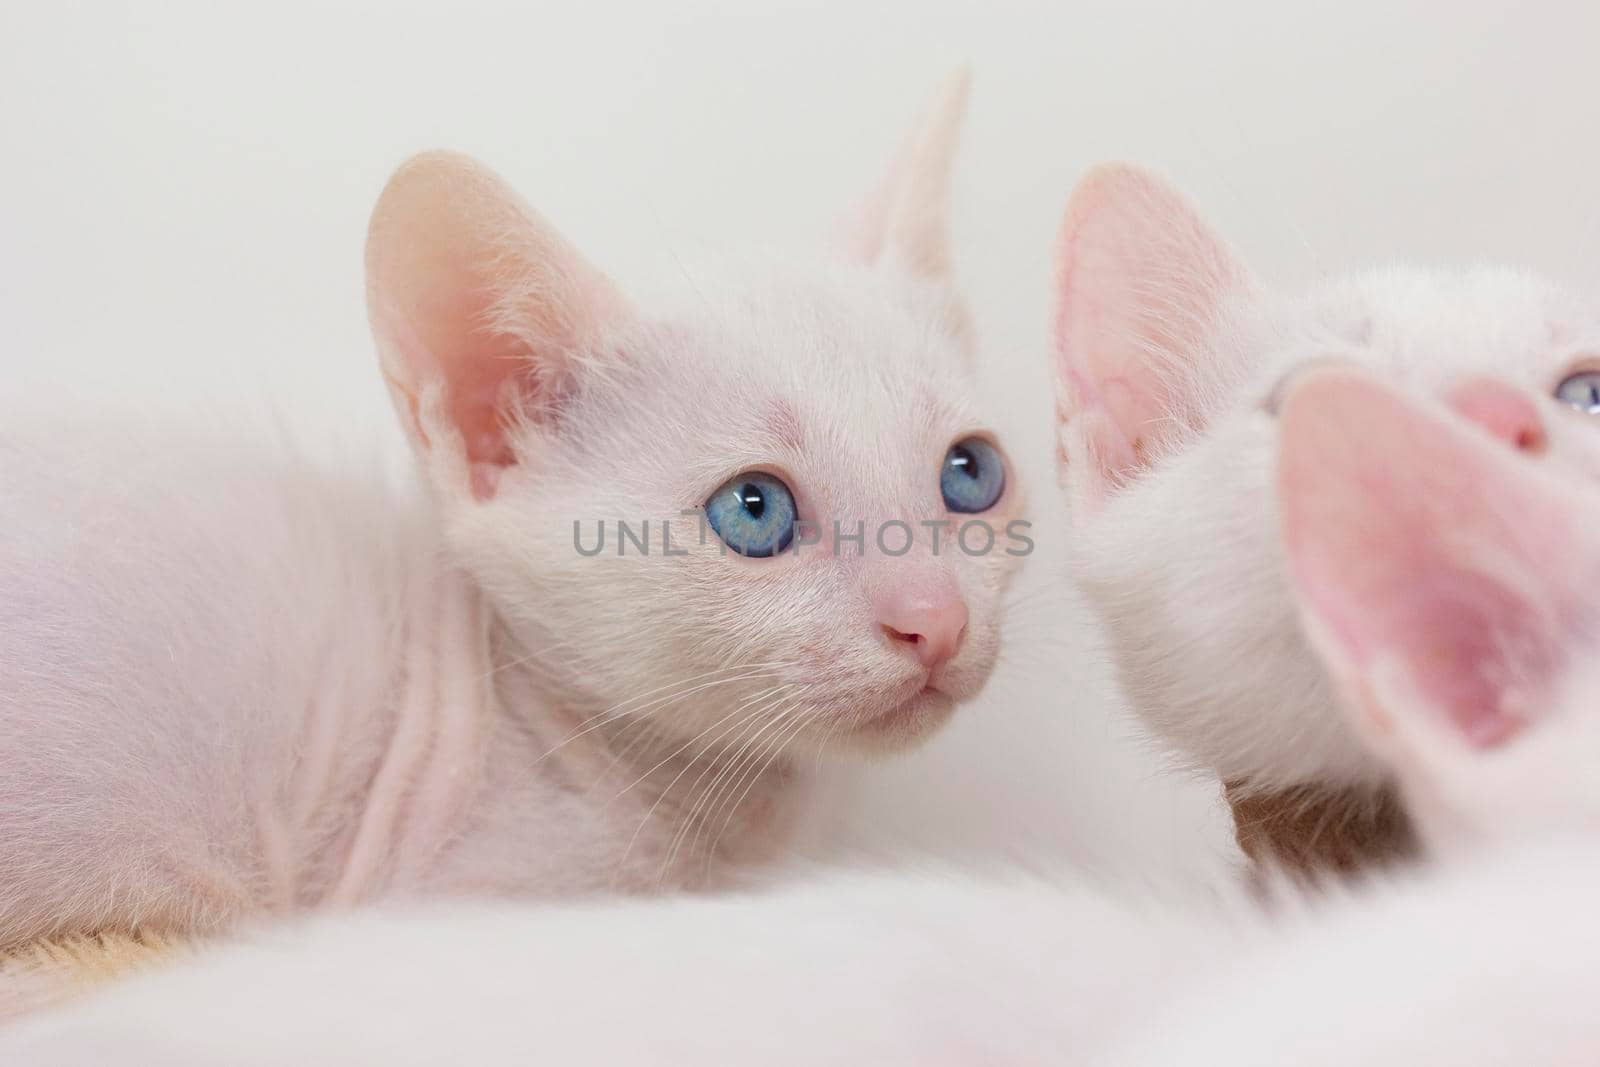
[11,375,1600,1064]
[1100,836,1600,1066]
[0,869,1245,1064]
[8,841,1596,1065]
[0,77,1022,963]
[1055,169,1600,793]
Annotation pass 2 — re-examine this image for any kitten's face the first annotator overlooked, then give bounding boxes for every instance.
[459,267,1021,751]
[366,75,1020,755]
[1053,165,1600,793]
[1277,369,1600,855]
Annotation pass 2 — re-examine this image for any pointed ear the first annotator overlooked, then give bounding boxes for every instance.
[365,151,630,501]
[843,68,969,282]
[1051,164,1252,506]
[1278,369,1585,767]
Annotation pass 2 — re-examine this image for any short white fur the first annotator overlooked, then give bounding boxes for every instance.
[1052,164,1600,795]
[0,73,1022,970]
[9,354,1600,1066]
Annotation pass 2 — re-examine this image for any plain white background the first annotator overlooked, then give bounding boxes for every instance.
[6,1,1600,880]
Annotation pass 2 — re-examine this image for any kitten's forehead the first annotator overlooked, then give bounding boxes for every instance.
[694,265,971,389]
[628,265,981,490]
[569,259,979,508]
[707,271,979,495]
[1288,266,1599,382]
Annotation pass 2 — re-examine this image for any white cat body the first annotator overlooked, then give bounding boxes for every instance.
[1053,166,1600,795]
[0,407,817,937]
[0,75,1024,953]
[0,869,1242,1066]
[8,838,1594,1066]
[1104,834,1600,1067]
[9,372,1599,1064]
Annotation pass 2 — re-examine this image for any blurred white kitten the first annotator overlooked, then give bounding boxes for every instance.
[1100,365,1600,1065]
[7,368,1598,1065]
[1051,163,1600,870]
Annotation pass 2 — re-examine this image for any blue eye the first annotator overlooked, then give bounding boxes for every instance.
[1555,371,1600,413]
[940,437,1005,514]
[705,472,797,558]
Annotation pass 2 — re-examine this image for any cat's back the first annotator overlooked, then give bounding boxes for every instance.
[0,411,412,715]
[0,411,422,939]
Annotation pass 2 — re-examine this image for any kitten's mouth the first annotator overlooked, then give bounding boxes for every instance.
[850,684,955,745]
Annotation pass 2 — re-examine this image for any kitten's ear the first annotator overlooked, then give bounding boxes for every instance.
[366,151,630,501]
[1051,164,1252,507]
[844,68,969,282]
[1278,369,1586,774]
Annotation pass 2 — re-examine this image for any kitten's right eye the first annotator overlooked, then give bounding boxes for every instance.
[705,472,797,558]
[1555,370,1600,414]
[941,437,1005,513]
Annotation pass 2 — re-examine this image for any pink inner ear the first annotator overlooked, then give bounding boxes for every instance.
[1280,370,1575,750]
[387,285,525,470]
[1052,164,1248,497]
[1308,563,1546,748]
[366,152,628,500]
[1052,238,1176,483]
[436,299,523,471]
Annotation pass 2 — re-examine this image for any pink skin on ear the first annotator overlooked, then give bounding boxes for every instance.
[366,152,629,501]
[367,286,527,500]
[871,566,967,672]
[1277,369,1574,750]
[1052,164,1251,504]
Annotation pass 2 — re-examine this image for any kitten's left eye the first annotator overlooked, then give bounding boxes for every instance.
[1555,371,1600,413]
[705,472,797,558]
[941,437,1005,513]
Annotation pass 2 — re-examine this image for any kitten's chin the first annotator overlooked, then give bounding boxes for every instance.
[841,688,957,754]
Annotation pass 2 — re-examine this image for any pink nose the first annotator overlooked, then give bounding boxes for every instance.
[876,579,968,670]
[1448,378,1547,454]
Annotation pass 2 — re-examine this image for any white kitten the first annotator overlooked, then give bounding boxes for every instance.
[1050,163,1600,864]
[1102,365,1600,1064]
[0,72,1025,961]
[10,371,1597,1065]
